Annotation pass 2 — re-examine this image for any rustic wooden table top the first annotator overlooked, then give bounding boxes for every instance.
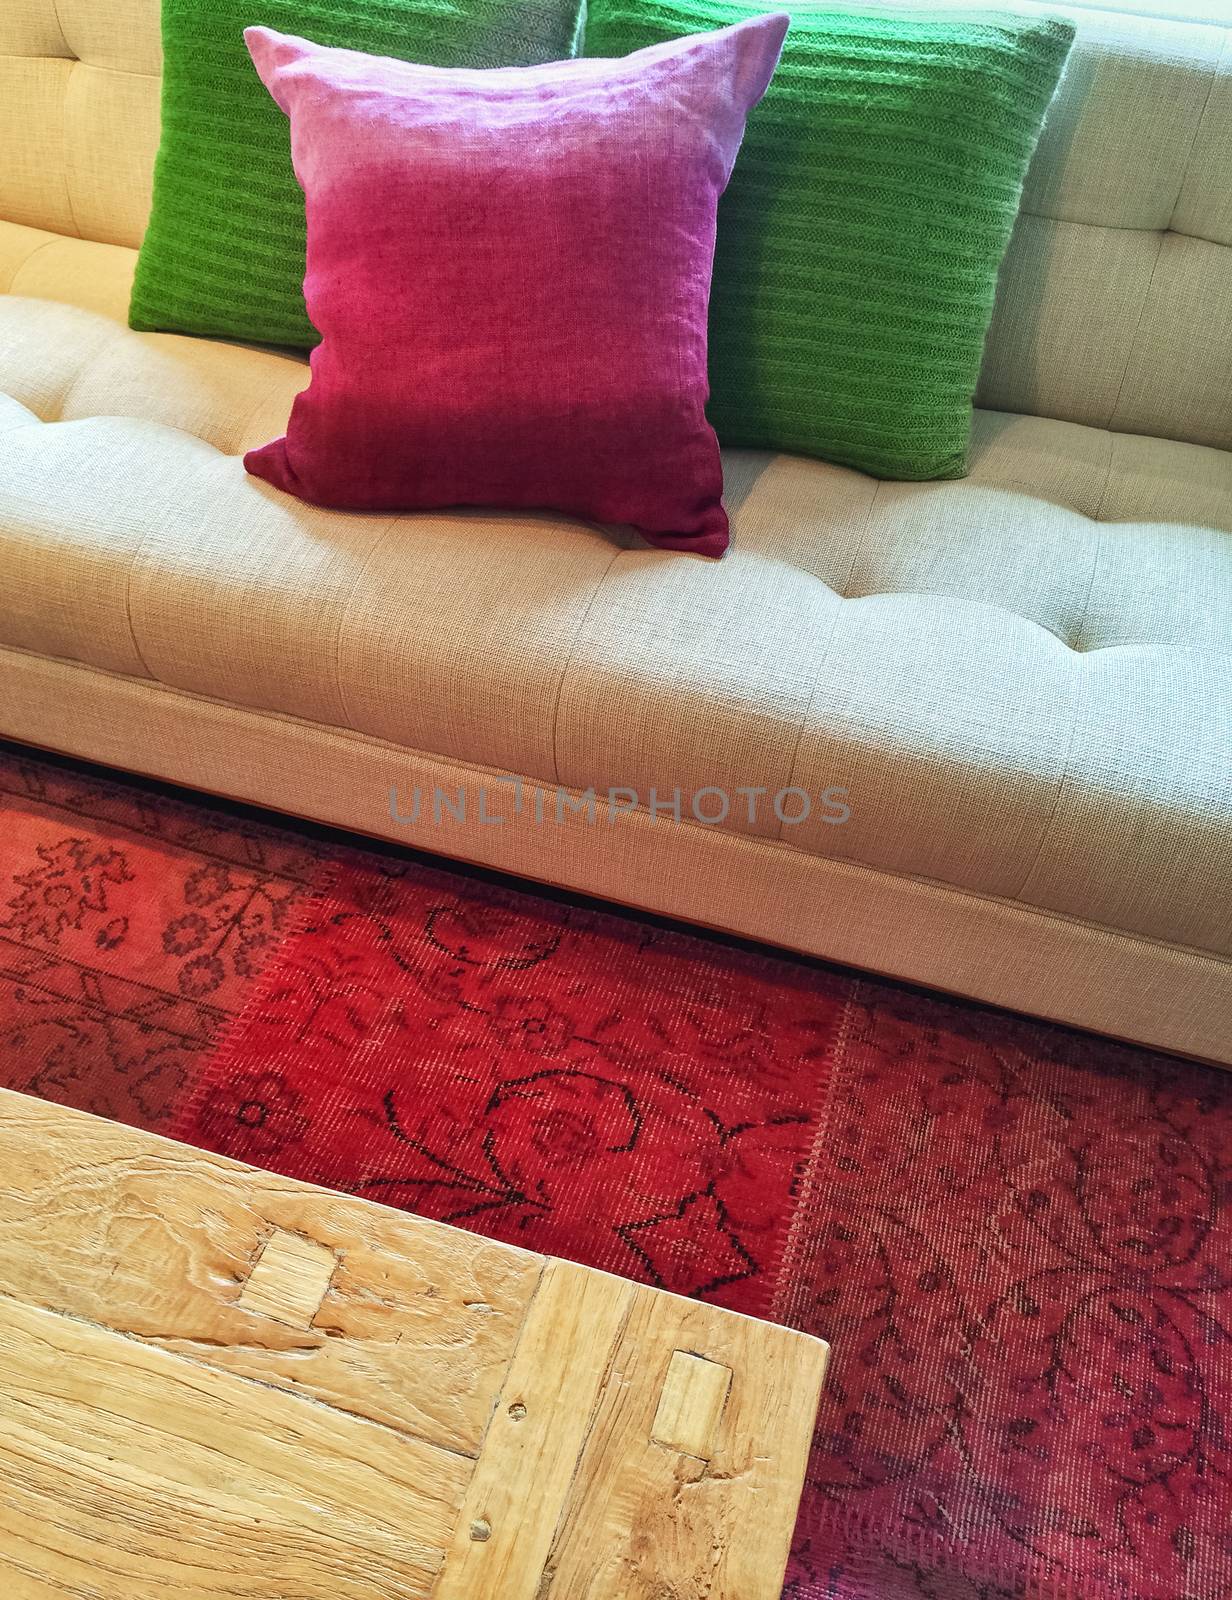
[0,1086,828,1598]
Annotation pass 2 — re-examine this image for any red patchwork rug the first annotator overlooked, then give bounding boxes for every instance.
[1,743,1229,1600]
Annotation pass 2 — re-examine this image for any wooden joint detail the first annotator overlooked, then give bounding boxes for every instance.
[236,1228,337,1328]
[650,1349,733,1460]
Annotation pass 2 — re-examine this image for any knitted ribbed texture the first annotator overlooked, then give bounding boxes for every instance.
[585,3,1074,479]
[130,0,585,347]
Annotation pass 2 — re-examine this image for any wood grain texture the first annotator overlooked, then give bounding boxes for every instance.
[434,1260,637,1600]
[236,1226,337,1326]
[0,1087,828,1599]
[542,1287,829,1600]
[0,1090,541,1451]
[0,1294,466,1598]
[651,1350,733,1460]
[435,1261,828,1600]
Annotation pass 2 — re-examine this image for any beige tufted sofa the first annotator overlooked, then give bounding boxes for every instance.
[1,1,1229,1064]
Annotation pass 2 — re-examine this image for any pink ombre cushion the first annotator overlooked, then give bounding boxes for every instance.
[242,16,788,557]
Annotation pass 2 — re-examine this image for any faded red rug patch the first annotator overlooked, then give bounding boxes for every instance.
[0,750,326,1126]
[2,742,1229,1600]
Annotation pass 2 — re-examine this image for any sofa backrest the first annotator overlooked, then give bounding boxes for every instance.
[977,3,1231,454]
[0,0,160,250]
[0,1,1228,455]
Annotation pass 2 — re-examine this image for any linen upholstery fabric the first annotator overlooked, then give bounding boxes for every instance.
[978,4,1232,451]
[1,261,1231,967]
[3,649,1229,1068]
[128,0,587,348]
[3,2,1232,1066]
[0,0,161,249]
[242,20,789,554]
[584,0,1075,480]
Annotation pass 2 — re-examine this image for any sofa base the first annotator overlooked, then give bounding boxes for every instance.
[2,645,1227,1067]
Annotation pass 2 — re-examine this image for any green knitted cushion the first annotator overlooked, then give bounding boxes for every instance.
[585,3,1074,480]
[131,0,585,346]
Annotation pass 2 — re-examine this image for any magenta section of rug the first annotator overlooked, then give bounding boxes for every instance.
[777,988,1232,1600]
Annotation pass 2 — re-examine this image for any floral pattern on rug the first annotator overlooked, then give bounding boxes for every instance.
[175,857,845,1311]
[2,741,1229,1600]
[778,991,1232,1600]
[0,750,326,1126]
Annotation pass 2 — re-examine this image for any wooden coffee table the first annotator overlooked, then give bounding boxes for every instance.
[0,1088,827,1597]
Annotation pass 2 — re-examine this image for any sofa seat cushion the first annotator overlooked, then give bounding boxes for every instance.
[2,224,1230,959]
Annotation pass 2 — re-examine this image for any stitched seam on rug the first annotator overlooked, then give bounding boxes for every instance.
[167,852,345,1145]
[798,1500,1100,1600]
[0,737,852,1000]
[787,1007,1158,1600]
[769,980,861,1330]
[756,984,853,1327]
